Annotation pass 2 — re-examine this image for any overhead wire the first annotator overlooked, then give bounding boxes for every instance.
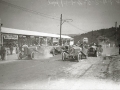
[0,0,93,34]
[67,22,89,33]
[0,0,60,21]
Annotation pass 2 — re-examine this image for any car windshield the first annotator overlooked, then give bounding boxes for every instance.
[89,48,95,52]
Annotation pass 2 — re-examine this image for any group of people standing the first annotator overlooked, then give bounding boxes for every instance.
[0,44,14,60]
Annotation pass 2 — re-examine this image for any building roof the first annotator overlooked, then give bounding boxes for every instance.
[1,27,72,39]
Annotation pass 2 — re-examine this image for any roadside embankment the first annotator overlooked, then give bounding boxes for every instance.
[107,55,120,82]
[100,46,120,82]
[94,47,120,81]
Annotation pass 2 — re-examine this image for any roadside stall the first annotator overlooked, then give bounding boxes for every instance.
[3,34,18,55]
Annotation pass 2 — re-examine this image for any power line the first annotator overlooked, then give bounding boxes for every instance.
[0,0,60,20]
[67,22,88,33]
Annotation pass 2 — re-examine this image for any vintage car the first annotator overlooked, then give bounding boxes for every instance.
[87,46,98,57]
[62,45,82,62]
[50,46,62,56]
[18,46,37,60]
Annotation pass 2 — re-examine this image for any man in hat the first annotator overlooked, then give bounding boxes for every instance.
[9,43,13,55]
[119,44,120,55]
[0,45,6,60]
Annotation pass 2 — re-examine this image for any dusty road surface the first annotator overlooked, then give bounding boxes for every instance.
[0,47,120,89]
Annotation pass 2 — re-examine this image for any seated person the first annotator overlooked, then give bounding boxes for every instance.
[69,45,75,55]
[22,43,28,55]
[64,45,69,53]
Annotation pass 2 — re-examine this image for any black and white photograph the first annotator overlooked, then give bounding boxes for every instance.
[0,0,120,89]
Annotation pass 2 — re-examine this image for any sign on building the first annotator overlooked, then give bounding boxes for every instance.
[83,37,88,43]
[53,38,59,42]
[3,34,18,39]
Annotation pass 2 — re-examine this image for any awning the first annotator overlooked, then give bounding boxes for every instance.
[1,27,72,39]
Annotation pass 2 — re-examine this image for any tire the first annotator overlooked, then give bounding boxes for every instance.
[76,54,80,62]
[30,52,34,60]
[62,52,66,61]
[52,49,55,56]
[18,53,22,60]
[85,55,87,59]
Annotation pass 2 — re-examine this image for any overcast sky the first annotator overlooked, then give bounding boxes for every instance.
[0,0,120,34]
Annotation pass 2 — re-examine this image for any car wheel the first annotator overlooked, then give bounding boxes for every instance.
[18,52,22,60]
[52,49,55,56]
[31,52,34,60]
[76,54,80,62]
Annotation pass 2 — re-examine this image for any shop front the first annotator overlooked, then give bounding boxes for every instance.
[3,34,18,54]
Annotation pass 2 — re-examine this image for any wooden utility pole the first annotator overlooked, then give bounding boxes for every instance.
[115,22,117,46]
[60,14,62,46]
[59,14,72,46]
[103,29,105,42]
[91,30,93,43]
[0,19,2,45]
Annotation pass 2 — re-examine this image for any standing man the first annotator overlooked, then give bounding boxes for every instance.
[9,44,13,55]
[0,19,2,49]
[97,45,103,56]
[22,43,28,55]
[0,19,2,45]
[1,45,6,60]
[0,19,2,60]
[119,44,120,55]
[16,44,19,54]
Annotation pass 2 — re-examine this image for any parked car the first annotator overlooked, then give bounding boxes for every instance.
[87,46,98,57]
[50,46,62,56]
[18,46,38,60]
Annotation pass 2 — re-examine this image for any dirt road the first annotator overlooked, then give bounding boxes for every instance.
[0,47,119,89]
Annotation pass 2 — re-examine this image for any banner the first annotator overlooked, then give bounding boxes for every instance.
[4,34,18,39]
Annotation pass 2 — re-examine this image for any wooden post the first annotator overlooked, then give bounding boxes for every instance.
[0,19,2,45]
[38,37,40,46]
[51,37,53,46]
[115,22,117,46]
[1,34,3,46]
[60,14,62,46]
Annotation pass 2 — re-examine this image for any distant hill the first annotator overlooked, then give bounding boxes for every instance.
[68,26,120,45]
